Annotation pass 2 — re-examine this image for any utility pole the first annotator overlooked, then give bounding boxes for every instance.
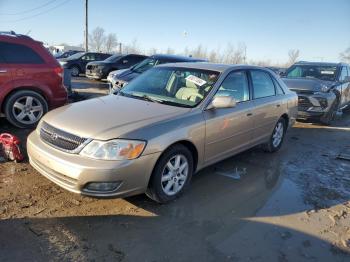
[84,0,88,52]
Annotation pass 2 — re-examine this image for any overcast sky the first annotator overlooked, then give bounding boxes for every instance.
[1,0,349,63]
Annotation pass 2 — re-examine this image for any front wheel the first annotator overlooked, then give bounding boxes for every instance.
[263,118,286,153]
[146,144,194,203]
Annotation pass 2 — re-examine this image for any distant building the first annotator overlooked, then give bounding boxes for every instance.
[46,44,84,55]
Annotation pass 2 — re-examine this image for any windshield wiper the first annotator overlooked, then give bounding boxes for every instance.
[140,95,164,104]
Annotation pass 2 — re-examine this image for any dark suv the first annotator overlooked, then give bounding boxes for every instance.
[0,31,67,128]
[86,54,147,80]
[58,52,112,77]
[282,61,350,124]
[108,54,206,89]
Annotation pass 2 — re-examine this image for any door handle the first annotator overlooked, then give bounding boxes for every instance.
[247,113,253,116]
[0,69,7,73]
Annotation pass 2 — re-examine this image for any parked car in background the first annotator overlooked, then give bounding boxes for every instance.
[282,61,350,124]
[266,66,286,77]
[27,63,297,203]
[107,54,206,90]
[58,52,112,76]
[0,31,67,128]
[86,54,147,80]
[54,50,83,59]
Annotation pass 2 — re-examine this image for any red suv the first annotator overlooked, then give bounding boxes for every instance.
[0,31,67,128]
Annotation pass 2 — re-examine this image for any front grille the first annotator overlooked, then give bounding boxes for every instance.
[298,96,313,111]
[40,122,87,152]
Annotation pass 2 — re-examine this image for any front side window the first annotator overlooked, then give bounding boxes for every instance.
[215,71,249,102]
[286,65,337,81]
[251,70,276,99]
[82,53,96,61]
[0,42,44,64]
[119,67,220,108]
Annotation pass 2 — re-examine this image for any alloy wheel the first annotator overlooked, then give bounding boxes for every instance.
[272,122,284,148]
[161,154,189,196]
[12,96,44,125]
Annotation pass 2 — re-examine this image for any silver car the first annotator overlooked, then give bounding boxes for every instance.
[27,63,297,203]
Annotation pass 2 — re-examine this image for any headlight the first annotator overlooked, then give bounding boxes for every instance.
[59,61,67,66]
[319,84,328,92]
[80,139,146,160]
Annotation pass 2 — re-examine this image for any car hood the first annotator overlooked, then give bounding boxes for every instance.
[109,68,128,76]
[113,68,140,82]
[42,95,190,140]
[281,77,335,93]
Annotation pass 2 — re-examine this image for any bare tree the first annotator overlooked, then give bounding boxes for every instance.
[287,49,300,66]
[147,48,158,55]
[89,27,106,52]
[123,38,142,54]
[340,47,350,63]
[223,43,246,64]
[166,47,175,55]
[105,33,118,53]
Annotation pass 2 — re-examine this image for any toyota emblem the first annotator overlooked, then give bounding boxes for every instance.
[51,133,58,140]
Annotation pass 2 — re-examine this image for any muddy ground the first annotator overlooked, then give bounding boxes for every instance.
[1,78,350,262]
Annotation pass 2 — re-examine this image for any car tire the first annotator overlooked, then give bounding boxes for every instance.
[146,144,194,203]
[320,98,339,125]
[70,65,80,77]
[263,118,286,153]
[4,90,48,129]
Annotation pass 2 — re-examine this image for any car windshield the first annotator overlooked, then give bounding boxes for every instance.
[104,54,122,62]
[286,65,337,81]
[131,58,159,73]
[66,52,85,60]
[119,67,220,108]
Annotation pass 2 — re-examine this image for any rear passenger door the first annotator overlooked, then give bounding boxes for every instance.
[204,70,255,164]
[249,70,282,144]
[0,46,12,90]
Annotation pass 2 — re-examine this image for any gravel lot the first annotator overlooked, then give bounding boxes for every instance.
[1,78,350,262]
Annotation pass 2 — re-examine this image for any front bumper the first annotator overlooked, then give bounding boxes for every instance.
[297,92,336,118]
[27,131,161,197]
[86,70,104,79]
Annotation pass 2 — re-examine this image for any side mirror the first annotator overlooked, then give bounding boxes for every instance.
[207,96,237,110]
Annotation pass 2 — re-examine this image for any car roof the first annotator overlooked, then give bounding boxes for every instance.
[157,62,273,73]
[150,54,205,62]
[293,61,349,67]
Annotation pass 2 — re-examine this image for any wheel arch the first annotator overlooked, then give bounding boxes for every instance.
[280,113,289,129]
[1,87,49,113]
[147,139,199,186]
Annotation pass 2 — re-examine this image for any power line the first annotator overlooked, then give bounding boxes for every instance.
[0,0,59,15]
[0,0,71,23]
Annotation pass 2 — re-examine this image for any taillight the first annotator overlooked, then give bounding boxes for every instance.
[54,66,63,77]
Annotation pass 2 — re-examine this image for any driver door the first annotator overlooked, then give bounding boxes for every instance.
[204,70,255,164]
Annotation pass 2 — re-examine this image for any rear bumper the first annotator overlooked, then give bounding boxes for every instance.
[27,131,161,198]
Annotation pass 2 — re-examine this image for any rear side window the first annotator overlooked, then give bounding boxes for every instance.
[251,70,276,99]
[272,78,285,95]
[0,41,44,64]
